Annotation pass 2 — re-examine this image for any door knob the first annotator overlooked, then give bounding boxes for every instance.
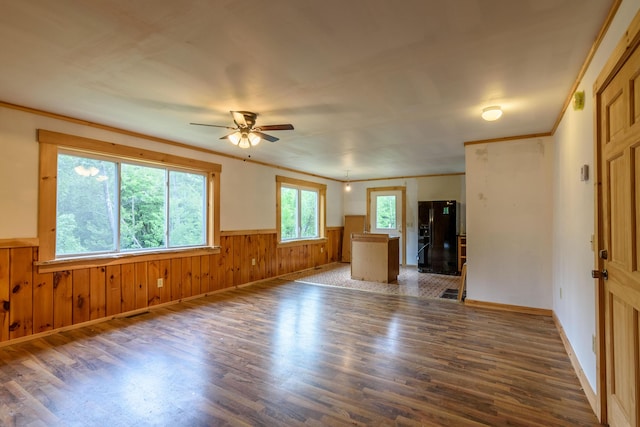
[591,269,608,280]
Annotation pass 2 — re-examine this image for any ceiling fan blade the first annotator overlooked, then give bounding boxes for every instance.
[190,122,236,130]
[256,124,294,131]
[231,111,248,127]
[254,131,279,143]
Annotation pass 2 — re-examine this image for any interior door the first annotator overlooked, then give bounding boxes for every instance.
[596,38,640,427]
[368,187,405,265]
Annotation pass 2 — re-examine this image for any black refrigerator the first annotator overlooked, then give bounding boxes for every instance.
[417,200,457,274]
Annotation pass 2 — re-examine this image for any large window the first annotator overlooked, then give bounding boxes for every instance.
[38,130,221,262]
[56,152,207,256]
[276,176,326,243]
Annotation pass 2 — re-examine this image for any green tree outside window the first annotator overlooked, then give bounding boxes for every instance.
[280,185,319,240]
[376,195,396,229]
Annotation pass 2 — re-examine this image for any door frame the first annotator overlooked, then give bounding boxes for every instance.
[593,9,640,424]
[366,186,406,266]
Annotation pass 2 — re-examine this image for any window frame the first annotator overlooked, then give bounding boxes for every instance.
[37,129,221,266]
[276,175,326,245]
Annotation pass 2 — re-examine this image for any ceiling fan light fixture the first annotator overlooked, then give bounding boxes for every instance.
[248,132,261,146]
[190,111,293,149]
[228,131,242,145]
[481,106,503,121]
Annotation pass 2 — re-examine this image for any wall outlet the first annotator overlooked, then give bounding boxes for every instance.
[592,335,596,354]
[157,278,163,288]
[559,287,562,299]
[251,258,256,266]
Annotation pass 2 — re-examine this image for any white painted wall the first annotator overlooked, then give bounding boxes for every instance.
[417,175,464,202]
[0,108,40,237]
[465,137,554,309]
[552,0,639,392]
[0,106,344,239]
[220,158,343,231]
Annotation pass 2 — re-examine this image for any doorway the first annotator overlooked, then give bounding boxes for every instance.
[367,186,406,266]
[594,11,640,426]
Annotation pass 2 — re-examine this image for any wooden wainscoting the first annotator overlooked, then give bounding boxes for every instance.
[0,228,343,346]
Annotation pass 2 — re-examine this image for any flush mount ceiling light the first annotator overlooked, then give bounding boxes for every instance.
[481,106,503,121]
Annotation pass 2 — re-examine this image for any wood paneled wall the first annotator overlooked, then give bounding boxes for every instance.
[0,228,342,345]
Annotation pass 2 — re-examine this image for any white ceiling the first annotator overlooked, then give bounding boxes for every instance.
[0,0,614,181]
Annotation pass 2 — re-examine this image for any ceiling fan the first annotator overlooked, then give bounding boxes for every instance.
[190,111,294,149]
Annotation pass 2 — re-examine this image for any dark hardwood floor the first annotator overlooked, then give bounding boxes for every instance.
[0,278,600,426]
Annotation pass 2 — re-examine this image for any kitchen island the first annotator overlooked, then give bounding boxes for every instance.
[351,233,400,283]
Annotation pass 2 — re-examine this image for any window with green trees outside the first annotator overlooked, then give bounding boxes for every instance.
[276,175,326,243]
[280,185,319,240]
[375,195,397,229]
[56,151,207,257]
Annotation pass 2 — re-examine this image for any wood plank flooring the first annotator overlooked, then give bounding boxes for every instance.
[0,278,600,426]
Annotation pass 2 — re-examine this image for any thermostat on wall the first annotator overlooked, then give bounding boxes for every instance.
[581,164,589,181]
